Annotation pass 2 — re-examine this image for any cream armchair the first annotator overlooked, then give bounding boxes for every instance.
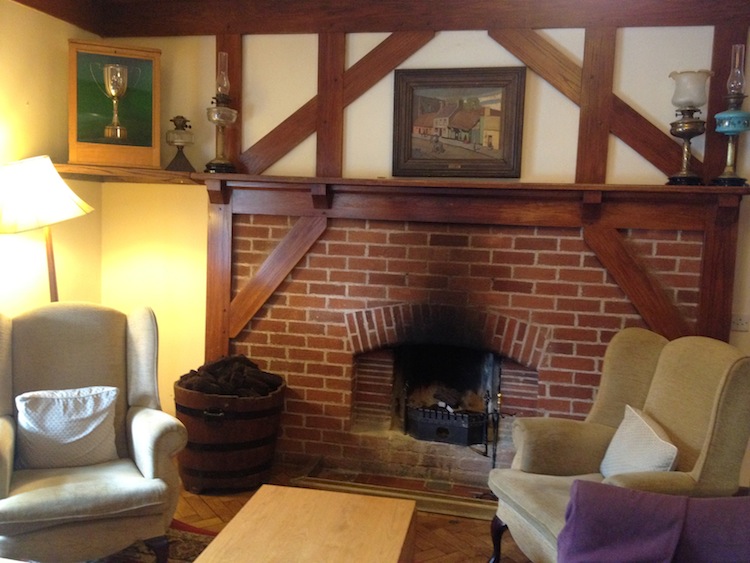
[0,303,187,562]
[488,327,750,563]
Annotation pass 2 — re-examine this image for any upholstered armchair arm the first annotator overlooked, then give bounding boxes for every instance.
[603,470,698,495]
[0,416,14,500]
[127,406,187,480]
[511,417,615,475]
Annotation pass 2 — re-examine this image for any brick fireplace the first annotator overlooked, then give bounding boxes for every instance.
[227,209,702,486]
[199,176,744,487]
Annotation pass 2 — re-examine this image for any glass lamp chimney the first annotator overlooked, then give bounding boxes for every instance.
[727,44,746,96]
[217,51,230,96]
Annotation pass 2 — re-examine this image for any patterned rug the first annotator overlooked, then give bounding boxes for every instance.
[95,521,216,563]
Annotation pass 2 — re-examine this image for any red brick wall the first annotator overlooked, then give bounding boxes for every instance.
[231,215,702,484]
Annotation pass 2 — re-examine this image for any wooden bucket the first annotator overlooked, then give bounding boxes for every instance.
[174,381,285,492]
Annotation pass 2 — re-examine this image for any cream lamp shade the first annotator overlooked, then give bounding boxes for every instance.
[0,155,93,234]
[0,155,94,301]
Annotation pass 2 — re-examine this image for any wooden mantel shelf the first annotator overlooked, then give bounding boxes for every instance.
[56,163,197,185]
[195,172,750,230]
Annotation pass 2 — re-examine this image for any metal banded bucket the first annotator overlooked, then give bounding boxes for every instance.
[174,381,285,492]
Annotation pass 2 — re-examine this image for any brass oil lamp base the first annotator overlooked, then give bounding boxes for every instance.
[667,109,705,186]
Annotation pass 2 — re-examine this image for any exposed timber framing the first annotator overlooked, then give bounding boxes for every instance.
[21,0,750,358]
[198,174,748,358]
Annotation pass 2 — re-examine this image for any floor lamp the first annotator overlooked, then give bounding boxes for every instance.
[0,156,94,302]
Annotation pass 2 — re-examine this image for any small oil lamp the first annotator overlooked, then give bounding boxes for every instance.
[205,51,238,173]
[712,44,750,186]
[165,115,195,172]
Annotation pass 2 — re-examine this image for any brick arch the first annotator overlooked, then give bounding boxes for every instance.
[344,303,550,371]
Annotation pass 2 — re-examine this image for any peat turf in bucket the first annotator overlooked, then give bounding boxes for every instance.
[174,381,286,492]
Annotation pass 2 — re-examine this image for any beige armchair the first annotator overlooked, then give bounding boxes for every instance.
[0,302,188,562]
[488,327,750,563]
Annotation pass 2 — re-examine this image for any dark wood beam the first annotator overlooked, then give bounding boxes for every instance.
[205,179,233,360]
[316,33,346,177]
[697,195,743,340]
[576,28,616,183]
[57,0,750,37]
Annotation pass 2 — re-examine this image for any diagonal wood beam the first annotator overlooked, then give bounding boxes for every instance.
[488,28,701,178]
[240,31,435,174]
[583,223,693,340]
[229,215,328,337]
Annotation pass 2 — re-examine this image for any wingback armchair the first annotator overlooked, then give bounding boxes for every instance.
[0,302,188,562]
[488,327,750,563]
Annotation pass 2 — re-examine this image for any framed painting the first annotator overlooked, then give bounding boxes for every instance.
[393,67,526,178]
[68,40,161,168]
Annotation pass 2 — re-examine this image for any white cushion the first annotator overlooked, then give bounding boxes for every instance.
[15,386,119,469]
[600,405,678,478]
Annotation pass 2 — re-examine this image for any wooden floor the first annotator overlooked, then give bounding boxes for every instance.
[175,481,531,563]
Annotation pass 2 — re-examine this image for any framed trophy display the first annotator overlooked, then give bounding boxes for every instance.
[68,40,161,168]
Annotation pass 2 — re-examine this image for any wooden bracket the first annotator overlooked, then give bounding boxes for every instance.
[581,190,602,224]
[206,179,232,205]
[311,183,333,209]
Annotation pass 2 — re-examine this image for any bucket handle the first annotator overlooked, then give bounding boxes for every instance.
[202,408,225,424]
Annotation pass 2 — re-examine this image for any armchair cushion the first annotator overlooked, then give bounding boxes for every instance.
[600,405,677,478]
[0,459,167,536]
[15,386,119,469]
[511,417,615,475]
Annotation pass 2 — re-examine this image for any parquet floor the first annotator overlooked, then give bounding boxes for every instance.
[174,475,531,563]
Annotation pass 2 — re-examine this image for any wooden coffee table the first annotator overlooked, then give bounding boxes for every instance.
[194,484,417,562]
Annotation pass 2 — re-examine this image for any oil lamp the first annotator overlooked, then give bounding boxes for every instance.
[712,44,750,186]
[667,69,712,185]
[165,115,195,172]
[205,51,238,173]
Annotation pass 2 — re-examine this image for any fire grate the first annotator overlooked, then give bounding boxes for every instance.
[406,406,486,446]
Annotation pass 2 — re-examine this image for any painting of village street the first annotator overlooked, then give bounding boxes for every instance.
[393,67,525,178]
[411,86,505,160]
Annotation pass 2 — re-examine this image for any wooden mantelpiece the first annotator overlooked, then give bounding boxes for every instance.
[199,173,749,359]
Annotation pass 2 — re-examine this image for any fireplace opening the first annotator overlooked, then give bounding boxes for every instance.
[393,344,501,449]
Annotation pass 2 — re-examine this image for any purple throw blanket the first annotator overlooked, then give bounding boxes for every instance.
[557,480,750,563]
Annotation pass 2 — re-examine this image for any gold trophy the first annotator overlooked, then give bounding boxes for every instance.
[91,63,128,141]
[102,63,129,140]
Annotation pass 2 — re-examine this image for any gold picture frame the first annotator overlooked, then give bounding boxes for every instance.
[68,40,161,168]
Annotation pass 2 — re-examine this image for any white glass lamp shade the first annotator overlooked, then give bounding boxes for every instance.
[0,156,94,234]
[669,70,711,109]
